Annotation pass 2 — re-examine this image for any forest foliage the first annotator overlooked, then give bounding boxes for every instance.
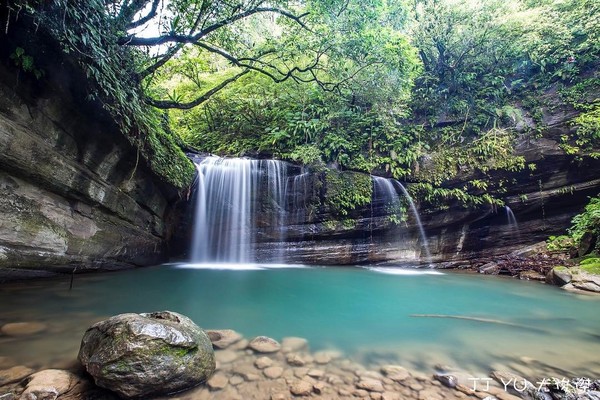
[3,0,599,205]
[152,0,599,198]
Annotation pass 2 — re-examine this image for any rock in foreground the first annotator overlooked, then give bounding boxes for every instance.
[78,311,215,398]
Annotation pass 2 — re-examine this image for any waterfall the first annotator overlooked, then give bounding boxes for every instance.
[372,176,402,222]
[190,156,288,263]
[372,176,433,265]
[394,181,433,265]
[189,156,433,265]
[505,205,520,233]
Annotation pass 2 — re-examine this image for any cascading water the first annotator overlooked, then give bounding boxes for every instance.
[190,156,433,265]
[191,157,258,263]
[394,181,433,265]
[505,205,519,231]
[372,176,402,224]
[504,206,521,242]
[372,176,433,265]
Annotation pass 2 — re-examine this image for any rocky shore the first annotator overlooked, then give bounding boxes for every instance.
[442,242,600,294]
[1,325,598,400]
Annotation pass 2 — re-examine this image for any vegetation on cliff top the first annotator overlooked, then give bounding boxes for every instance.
[2,0,599,206]
[155,0,598,208]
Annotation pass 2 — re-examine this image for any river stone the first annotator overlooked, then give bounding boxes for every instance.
[255,356,274,369]
[206,329,243,349]
[281,337,308,353]
[434,373,458,388]
[1,322,46,337]
[490,371,539,399]
[290,380,313,396]
[78,311,215,398]
[0,366,34,385]
[207,373,228,390]
[248,336,281,353]
[569,269,600,293]
[215,349,240,363]
[264,366,284,379]
[19,369,79,400]
[380,365,410,382]
[286,353,306,366]
[356,378,385,392]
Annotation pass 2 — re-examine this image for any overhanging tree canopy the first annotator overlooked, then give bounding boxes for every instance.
[105,0,407,109]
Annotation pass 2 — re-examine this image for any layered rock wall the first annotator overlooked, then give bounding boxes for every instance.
[0,48,185,280]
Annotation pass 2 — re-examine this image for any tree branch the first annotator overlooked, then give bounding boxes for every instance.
[126,0,160,29]
[145,69,250,109]
[138,43,184,80]
[118,7,310,46]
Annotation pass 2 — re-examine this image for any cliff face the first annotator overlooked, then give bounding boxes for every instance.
[245,90,600,266]
[245,140,599,266]
[0,54,186,281]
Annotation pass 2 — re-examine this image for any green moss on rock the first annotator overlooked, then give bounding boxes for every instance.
[581,263,600,275]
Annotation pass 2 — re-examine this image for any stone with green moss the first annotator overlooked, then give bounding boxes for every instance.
[78,311,215,398]
[581,263,600,275]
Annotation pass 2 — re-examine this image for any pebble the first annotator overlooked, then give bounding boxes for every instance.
[207,373,229,390]
[307,369,325,378]
[254,356,273,369]
[418,388,443,400]
[381,391,401,400]
[264,367,284,379]
[20,369,80,400]
[231,338,250,351]
[215,349,240,364]
[456,383,476,395]
[313,381,327,394]
[381,365,410,382]
[339,387,353,396]
[434,373,458,388]
[294,367,310,378]
[248,336,281,353]
[313,351,332,364]
[229,375,244,386]
[233,366,260,382]
[206,329,243,349]
[0,366,34,385]
[356,378,385,393]
[286,353,305,366]
[281,337,308,353]
[289,380,312,396]
[0,322,46,337]
[353,388,370,397]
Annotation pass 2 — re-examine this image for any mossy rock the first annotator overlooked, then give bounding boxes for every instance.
[78,311,215,398]
[581,263,600,275]
[580,257,600,265]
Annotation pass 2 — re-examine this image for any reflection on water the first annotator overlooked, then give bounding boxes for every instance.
[1,264,599,377]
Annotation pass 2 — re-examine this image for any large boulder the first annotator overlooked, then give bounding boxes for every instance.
[78,311,215,398]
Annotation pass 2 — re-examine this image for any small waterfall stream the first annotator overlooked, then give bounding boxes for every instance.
[505,205,519,231]
[394,181,433,265]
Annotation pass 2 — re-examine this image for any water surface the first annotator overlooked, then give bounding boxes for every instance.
[1,264,599,377]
